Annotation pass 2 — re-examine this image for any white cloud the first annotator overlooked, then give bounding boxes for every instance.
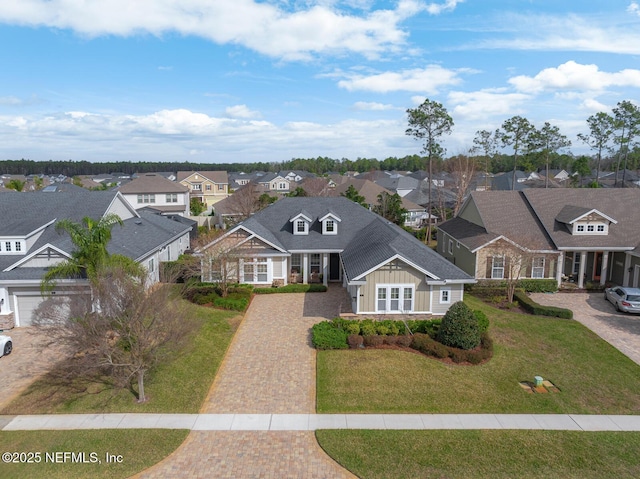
[0,96,22,106]
[0,0,421,60]
[581,98,610,113]
[225,104,261,119]
[425,0,463,15]
[471,13,640,55]
[337,65,474,93]
[509,61,640,94]
[352,101,399,111]
[628,2,640,16]
[448,89,531,120]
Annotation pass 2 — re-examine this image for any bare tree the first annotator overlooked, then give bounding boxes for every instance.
[225,182,263,220]
[33,266,194,403]
[496,116,536,191]
[299,177,332,196]
[446,153,477,215]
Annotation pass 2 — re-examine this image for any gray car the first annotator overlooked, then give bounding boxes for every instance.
[604,286,640,314]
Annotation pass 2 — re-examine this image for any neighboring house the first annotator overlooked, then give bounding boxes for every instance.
[177,171,229,208]
[256,173,290,193]
[437,189,640,289]
[279,170,316,182]
[546,169,571,182]
[375,176,420,197]
[0,190,192,327]
[118,173,190,216]
[199,197,473,315]
[331,179,430,228]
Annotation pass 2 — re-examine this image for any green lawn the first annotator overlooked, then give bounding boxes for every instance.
[316,430,640,479]
[317,295,640,414]
[0,429,188,479]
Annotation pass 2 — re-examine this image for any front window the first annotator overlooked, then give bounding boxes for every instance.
[137,194,156,204]
[440,288,450,304]
[243,258,269,283]
[218,184,224,191]
[310,254,321,274]
[291,254,302,274]
[192,183,202,191]
[531,257,545,279]
[278,182,287,189]
[491,256,504,279]
[166,193,178,203]
[206,184,212,191]
[377,285,414,313]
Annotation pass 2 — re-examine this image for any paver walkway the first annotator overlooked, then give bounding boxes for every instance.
[136,286,355,479]
[531,292,640,366]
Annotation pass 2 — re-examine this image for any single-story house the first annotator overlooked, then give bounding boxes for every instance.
[0,189,192,328]
[198,197,474,315]
[437,189,640,289]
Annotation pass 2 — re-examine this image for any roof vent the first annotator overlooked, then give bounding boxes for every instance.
[134,220,143,225]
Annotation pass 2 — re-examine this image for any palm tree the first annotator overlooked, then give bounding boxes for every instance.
[42,213,142,290]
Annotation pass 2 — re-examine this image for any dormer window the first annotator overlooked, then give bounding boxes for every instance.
[319,211,341,235]
[290,211,312,235]
[296,220,308,234]
[573,222,608,235]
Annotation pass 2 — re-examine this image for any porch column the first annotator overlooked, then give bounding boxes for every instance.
[556,252,564,288]
[303,253,309,284]
[284,257,289,285]
[322,253,328,286]
[600,251,609,286]
[578,251,587,289]
[623,253,632,286]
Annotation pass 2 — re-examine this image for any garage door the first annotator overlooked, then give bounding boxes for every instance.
[16,295,44,327]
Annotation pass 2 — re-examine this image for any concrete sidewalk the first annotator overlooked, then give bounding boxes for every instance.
[3,413,640,432]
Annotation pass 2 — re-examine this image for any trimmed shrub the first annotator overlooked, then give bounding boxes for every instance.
[375,323,391,335]
[345,322,361,335]
[213,296,249,311]
[254,284,327,294]
[360,319,377,337]
[348,334,364,349]
[396,335,413,347]
[474,310,490,333]
[363,335,384,347]
[312,321,348,350]
[513,291,573,319]
[516,279,558,293]
[404,319,441,337]
[411,333,450,358]
[436,301,481,350]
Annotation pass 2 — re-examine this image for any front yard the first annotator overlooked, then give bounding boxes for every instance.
[316,294,640,478]
[317,295,640,414]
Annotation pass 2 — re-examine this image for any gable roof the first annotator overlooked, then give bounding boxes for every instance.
[225,197,472,283]
[331,178,425,211]
[118,173,188,194]
[177,171,228,184]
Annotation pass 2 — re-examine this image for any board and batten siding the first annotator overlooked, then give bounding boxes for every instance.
[359,260,430,313]
[431,284,464,315]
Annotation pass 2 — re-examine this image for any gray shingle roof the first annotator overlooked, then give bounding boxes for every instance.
[234,197,472,283]
[437,216,500,252]
[118,173,188,194]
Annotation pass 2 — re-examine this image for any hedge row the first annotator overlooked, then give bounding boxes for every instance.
[330,317,441,337]
[468,279,558,293]
[513,291,573,319]
[411,332,493,364]
[254,284,328,294]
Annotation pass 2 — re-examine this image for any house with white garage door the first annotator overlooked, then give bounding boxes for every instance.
[0,189,192,328]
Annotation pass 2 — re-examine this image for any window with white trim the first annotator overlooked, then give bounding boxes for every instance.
[137,194,156,204]
[577,224,585,232]
[291,254,302,274]
[278,182,287,190]
[192,183,202,191]
[149,258,155,272]
[323,218,338,235]
[440,287,450,304]
[205,184,212,191]
[587,224,594,232]
[531,257,545,279]
[294,220,308,235]
[376,285,414,313]
[217,184,224,191]
[5,242,11,252]
[243,258,269,283]
[15,242,21,252]
[310,254,321,275]
[166,193,178,203]
[597,224,605,232]
[448,239,453,254]
[491,255,505,279]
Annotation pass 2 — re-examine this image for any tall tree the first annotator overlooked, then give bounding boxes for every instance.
[406,99,453,242]
[612,100,640,187]
[341,184,367,207]
[374,192,407,226]
[446,153,477,215]
[42,213,140,290]
[530,122,571,188]
[472,129,497,190]
[496,116,536,190]
[578,112,615,187]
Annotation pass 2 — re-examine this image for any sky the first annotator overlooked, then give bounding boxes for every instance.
[0,1,639,164]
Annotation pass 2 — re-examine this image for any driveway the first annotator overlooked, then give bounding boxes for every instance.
[136,286,355,478]
[530,292,640,366]
[0,328,65,412]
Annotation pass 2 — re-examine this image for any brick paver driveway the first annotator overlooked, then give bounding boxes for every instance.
[0,328,65,412]
[136,286,355,479]
[531,292,640,366]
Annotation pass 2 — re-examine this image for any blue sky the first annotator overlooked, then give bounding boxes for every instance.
[0,1,639,164]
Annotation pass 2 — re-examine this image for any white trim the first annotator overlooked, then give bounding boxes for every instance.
[566,208,617,225]
[375,283,415,313]
[3,244,72,272]
[440,287,451,304]
[196,225,287,254]
[351,254,440,281]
